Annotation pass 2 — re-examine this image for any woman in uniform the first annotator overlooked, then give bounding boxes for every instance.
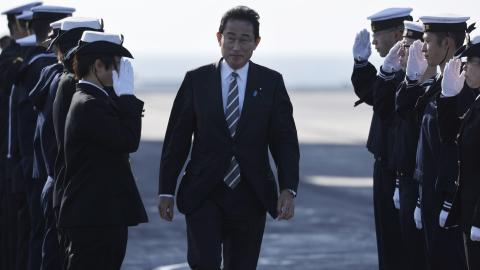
[58,31,148,270]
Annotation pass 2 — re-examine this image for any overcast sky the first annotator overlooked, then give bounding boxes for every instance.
[1,0,479,58]
[1,0,479,87]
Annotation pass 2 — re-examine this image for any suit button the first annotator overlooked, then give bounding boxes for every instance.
[232,145,237,154]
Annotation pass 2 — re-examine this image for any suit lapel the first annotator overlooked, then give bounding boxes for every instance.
[234,61,257,138]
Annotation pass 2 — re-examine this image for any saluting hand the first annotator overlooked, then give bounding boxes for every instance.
[441,58,465,97]
[112,57,135,96]
[158,196,175,222]
[277,189,295,221]
[353,29,372,62]
[406,40,428,81]
[383,41,402,73]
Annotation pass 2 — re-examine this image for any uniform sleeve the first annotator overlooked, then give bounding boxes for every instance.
[268,74,300,193]
[437,95,460,144]
[53,75,76,150]
[395,80,424,119]
[372,68,404,121]
[473,198,480,228]
[80,95,144,154]
[158,72,195,195]
[351,61,377,106]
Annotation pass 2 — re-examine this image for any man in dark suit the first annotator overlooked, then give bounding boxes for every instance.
[158,6,300,270]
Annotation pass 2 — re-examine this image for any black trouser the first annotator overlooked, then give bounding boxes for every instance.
[0,191,28,270]
[463,231,480,270]
[421,180,467,270]
[64,226,128,270]
[398,176,427,270]
[186,180,266,270]
[27,178,46,270]
[3,159,30,270]
[40,177,60,270]
[373,159,407,270]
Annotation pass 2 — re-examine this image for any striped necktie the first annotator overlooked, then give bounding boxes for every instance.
[223,72,241,188]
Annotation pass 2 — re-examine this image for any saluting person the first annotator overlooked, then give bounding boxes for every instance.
[58,31,148,269]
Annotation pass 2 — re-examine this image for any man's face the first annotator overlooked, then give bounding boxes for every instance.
[464,56,480,88]
[9,20,29,40]
[399,37,416,70]
[95,56,121,87]
[216,19,260,70]
[422,32,449,66]
[372,29,400,57]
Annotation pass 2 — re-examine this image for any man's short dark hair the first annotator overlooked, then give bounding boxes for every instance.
[219,6,260,39]
[435,31,466,50]
[32,14,70,42]
[72,54,115,80]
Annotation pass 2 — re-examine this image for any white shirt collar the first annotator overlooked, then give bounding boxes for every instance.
[78,79,109,97]
[221,59,249,81]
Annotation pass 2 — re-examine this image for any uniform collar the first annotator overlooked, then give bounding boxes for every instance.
[78,79,109,97]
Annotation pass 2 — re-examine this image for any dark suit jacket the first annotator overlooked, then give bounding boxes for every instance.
[158,59,300,218]
[52,72,76,210]
[58,82,148,227]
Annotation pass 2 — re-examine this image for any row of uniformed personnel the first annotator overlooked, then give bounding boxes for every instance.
[352,7,480,270]
[0,2,147,270]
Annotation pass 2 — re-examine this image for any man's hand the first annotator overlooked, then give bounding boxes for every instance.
[441,58,465,97]
[277,189,295,220]
[439,201,452,228]
[383,41,402,73]
[471,226,480,241]
[393,178,400,210]
[353,29,371,62]
[414,198,422,229]
[158,196,175,222]
[406,40,428,81]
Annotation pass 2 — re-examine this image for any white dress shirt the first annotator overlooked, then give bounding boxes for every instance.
[220,59,249,113]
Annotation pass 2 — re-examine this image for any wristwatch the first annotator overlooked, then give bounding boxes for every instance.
[287,189,297,198]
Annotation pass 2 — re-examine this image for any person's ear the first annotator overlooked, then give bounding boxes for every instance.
[254,36,261,50]
[442,36,450,49]
[394,29,403,40]
[94,59,105,72]
[216,32,222,46]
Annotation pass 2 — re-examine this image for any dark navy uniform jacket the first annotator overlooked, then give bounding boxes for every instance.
[12,46,56,189]
[351,60,405,166]
[393,77,436,177]
[412,75,472,203]
[0,40,22,193]
[413,75,442,191]
[436,87,480,229]
[52,71,76,210]
[29,63,63,183]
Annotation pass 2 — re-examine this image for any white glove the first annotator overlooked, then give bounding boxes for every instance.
[406,40,428,81]
[441,58,465,97]
[393,178,400,210]
[414,205,422,229]
[439,201,452,228]
[471,226,480,241]
[112,57,135,96]
[383,41,402,73]
[353,29,371,62]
